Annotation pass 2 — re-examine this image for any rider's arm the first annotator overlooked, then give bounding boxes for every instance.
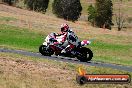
[55,32,64,36]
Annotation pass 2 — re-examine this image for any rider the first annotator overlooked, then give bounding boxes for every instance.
[59,23,81,54]
[46,23,81,54]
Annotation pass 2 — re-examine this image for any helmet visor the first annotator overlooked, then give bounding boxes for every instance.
[61,27,65,32]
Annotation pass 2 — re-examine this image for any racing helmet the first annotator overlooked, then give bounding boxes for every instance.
[61,23,69,32]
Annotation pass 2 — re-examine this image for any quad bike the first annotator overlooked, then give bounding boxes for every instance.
[39,33,93,62]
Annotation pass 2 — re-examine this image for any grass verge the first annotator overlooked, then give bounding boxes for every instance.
[0,16,17,21]
[0,24,132,66]
[0,52,132,88]
[0,24,45,52]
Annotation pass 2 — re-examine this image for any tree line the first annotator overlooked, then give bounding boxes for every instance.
[2,0,124,30]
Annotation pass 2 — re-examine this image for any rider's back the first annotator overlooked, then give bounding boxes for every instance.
[66,30,80,47]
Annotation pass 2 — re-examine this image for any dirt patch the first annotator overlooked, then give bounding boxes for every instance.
[0,4,131,35]
[0,53,131,88]
[0,55,79,88]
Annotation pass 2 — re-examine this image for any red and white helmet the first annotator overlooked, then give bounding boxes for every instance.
[61,23,69,32]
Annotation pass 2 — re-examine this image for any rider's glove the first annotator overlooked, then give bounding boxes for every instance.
[53,42,59,45]
[61,49,66,53]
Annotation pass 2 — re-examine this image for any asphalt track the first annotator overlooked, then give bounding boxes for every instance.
[0,48,132,72]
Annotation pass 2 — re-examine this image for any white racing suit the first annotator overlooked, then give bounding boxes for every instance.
[45,30,80,53]
[61,29,81,53]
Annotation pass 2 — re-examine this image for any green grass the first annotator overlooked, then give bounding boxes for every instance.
[94,55,132,66]
[91,41,131,50]
[0,24,132,66]
[89,41,132,66]
[0,16,17,21]
[0,24,45,52]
